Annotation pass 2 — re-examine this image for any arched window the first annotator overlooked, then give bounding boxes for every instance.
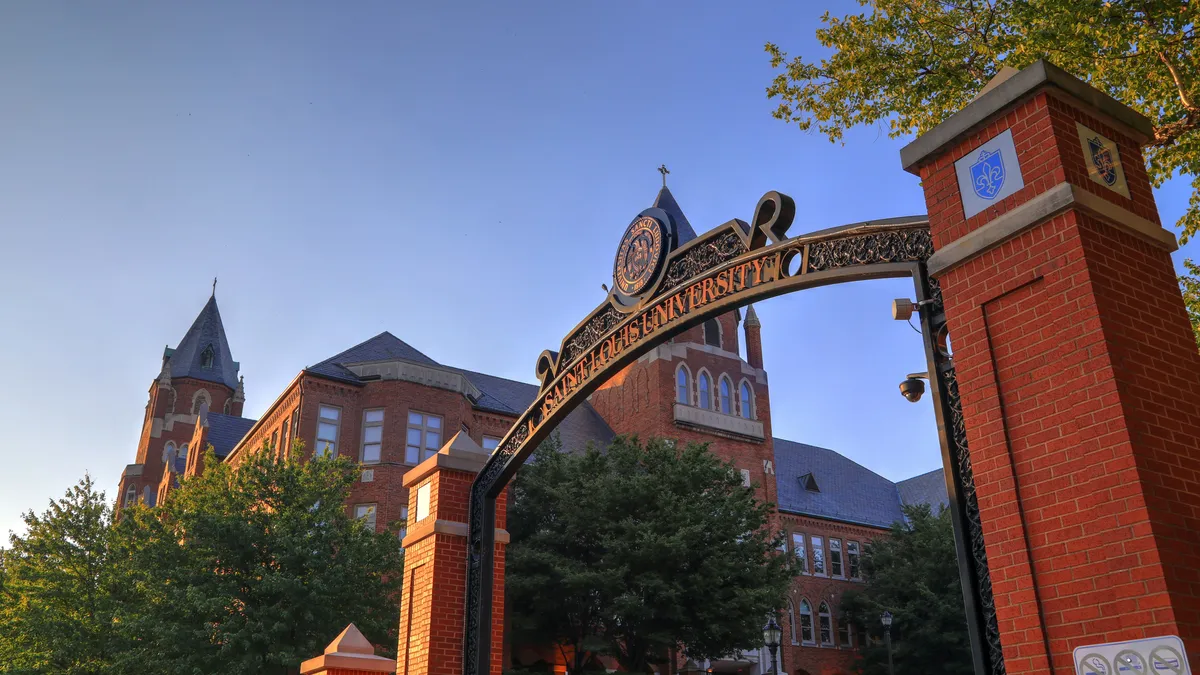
[719,376,732,414]
[703,319,720,348]
[697,372,711,409]
[178,444,188,461]
[200,345,215,369]
[818,602,833,646]
[676,365,691,404]
[739,380,754,419]
[124,486,137,508]
[799,599,815,644]
[162,441,177,464]
[788,600,799,645]
[192,389,211,415]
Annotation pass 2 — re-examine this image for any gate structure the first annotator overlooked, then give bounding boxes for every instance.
[394,61,1200,675]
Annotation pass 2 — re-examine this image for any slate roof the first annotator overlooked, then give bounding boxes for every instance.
[896,468,950,512]
[653,186,698,245]
[166,296,240,389]
[773,438,907,529]
[206,412,258,458]
[305,332,615,452]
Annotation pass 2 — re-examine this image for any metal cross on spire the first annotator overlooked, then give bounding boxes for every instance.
[658,164,669,187]
[212,277,217,297]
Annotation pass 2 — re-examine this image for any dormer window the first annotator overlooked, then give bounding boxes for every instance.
[800,472,820,492]
[703,319,720,348]
[200,345,215,369]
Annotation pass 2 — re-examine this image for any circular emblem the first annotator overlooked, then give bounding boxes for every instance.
[613,215,666,297]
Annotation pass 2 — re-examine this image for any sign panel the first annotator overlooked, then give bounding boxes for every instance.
[1076,122,1131,198]
[955,128,1025,219]
[1074,635,1191,675]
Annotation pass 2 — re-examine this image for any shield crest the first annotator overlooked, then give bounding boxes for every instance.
[1088,136,1118,186]
[969,148,1006,200]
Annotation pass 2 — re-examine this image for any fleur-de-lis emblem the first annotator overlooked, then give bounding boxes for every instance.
[969,148,1006,200]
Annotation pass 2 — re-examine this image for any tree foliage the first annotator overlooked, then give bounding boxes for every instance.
[1183,259,1200,350]
[506,436,791,673]
[109,445,404,675]
[765,0,1200,346]
[0,475,118,675]
[840,504,973,675]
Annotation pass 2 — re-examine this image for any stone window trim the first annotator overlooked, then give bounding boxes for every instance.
[718,374,734,415]
[162,440,177,464]
[675,363,692,405]
[315,404,341,458]
[696,368,713,410]
[361,409,384,464]
[788,599,799,645]
[798,598,816,645]
[818,601,834,646]
[738,378,755,419]
[191,389,211,415]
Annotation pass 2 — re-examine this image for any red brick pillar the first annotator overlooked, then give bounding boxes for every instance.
[396,432,508,675]
[301,624,396,675]
[903,60,1200,673]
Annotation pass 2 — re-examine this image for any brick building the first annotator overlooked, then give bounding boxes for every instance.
[116,186,948,675]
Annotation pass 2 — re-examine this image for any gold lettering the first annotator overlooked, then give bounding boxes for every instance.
[672,293,687,319]
[701,278,717,304]
[715,269,730,296]
[751,258,767,284]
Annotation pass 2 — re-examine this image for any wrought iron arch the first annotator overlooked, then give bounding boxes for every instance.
[464,192,1005,675]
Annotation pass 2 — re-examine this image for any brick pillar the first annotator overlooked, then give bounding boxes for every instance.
[396,432,508,675]
[301,624,396,675]
[902,60,1200,673]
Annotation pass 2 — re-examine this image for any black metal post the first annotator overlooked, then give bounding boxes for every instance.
[769,644,779,675]
[885,627,894,675]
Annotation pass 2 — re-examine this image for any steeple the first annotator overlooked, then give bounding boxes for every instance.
[163,295,240,390]
[652,185,699,245]
[744,303,763,369]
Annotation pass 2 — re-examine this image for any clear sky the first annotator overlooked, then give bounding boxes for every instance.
[1,2,1194,538]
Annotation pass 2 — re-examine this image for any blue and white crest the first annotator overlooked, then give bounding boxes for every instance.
[969,148,1006,200]
[1087,136,1117,186]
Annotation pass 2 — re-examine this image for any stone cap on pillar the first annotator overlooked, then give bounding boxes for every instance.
[299,624,395,675]
[900,59,1154,173]
[402,430,489,488]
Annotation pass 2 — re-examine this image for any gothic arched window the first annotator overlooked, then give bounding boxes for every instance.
[739,380,754,419]
[788,600,799,645]
[818,602,833,646]
[200,345,215,369]
[192,389,211,415]
[799,599,815,644]
[719,376,732,414]
[697,372,711,409]
[703,319,720,348]
[162,441,177,464]
[178,444,188,461]
[676,365,691,404]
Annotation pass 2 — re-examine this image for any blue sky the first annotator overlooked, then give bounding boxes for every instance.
[1,2,1194,537]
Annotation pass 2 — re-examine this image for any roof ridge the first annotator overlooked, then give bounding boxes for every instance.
[772,436,898,485]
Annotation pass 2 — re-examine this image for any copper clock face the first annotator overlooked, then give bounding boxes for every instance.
[613,216,666,297]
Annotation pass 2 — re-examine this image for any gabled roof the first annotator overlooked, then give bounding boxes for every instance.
[306,331,438,383]
[206,412,258,458]
[653,186,698,245]
[166,296,240,389]
[896,468,949,512]
[774,438,907,529]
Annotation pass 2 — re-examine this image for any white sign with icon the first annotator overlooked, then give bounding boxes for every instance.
[954,128,1026,219]
[1074,635,1191,675]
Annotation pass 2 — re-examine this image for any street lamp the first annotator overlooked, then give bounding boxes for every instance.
[762,617,782,675]
[881,611,895,675]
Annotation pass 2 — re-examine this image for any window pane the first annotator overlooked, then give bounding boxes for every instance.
[423,447,436,462]
[364,410,384,423]
[811,536,825,574]
[363,426,382,443]
[740,383,752,418]
[407,429,422,446]
[482,437,501,451]
[425,431,440,449]
[792,532,806,572]
[318,422,338,441]
[408,412,422,425]
[426,416,441,429]
[362,444,380,463]
[320,406,340,421]
[405,446,419,464]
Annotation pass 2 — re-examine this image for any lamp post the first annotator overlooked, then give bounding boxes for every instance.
[762,617,782,675]
[881,611,895,675]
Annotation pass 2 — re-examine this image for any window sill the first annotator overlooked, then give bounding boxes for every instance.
[673,403,765,441]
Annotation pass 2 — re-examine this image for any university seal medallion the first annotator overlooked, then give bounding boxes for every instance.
[613,215,667,297]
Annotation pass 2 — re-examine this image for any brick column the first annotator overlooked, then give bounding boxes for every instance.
[902,60,1200,673]
[396,432,508,675]
[301,624,396,675]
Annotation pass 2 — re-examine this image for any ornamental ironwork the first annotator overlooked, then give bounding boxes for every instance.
[463,191,1004,675]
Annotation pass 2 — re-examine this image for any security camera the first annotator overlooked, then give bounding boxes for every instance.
[899,372,928,403]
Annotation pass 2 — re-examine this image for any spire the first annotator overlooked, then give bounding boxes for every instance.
[652,184,698,245]
[165,295,240,390]
[744,303,763,369]
[744,303,761,327]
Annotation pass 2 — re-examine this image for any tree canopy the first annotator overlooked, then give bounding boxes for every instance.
[840,504,973,675]
[506,436,791,673]
[766,0,1200,344]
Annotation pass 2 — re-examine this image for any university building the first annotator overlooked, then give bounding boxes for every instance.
[116,186,948,675]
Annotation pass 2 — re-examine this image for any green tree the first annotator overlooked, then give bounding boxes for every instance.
[1183,259,1200,350]
[840,504,972,675]
[765,0,1200,345]
[506,436,791,673]
[110,444,404,675]
[0,475,118,675]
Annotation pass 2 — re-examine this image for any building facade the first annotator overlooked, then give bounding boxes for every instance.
[116,187,948,675]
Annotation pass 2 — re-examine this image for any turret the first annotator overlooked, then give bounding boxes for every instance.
[744,304,763,369]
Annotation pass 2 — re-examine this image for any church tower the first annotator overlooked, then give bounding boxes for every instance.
[588,185,778,509]
[117,290,244,511]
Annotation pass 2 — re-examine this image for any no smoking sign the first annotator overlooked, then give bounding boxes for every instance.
[1075,636,1191,675]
